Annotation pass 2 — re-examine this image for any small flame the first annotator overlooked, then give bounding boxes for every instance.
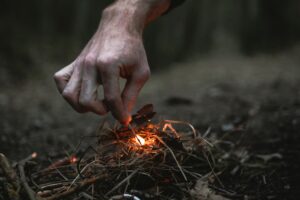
[135,135,145,145]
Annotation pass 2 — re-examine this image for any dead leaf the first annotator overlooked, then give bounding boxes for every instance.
[131,104,156,125]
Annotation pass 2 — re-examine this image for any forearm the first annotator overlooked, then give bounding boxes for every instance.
[100,0,171,35]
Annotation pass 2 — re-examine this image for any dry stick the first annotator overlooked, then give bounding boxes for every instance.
[79,192,95,200]
[154,135,188,182]
[161,120,197,138]
[44,174,107,200]
[0,153,20,200]
[91,184,95,199]
[42,157,71,175]
[123,168,130,194]
[68,160,96,190]
[202,151,224,188]
[47,158,68,181]
[105,169,139,197]
[162,123,180,138]
[40,182,68,191]
[162,120,213,147]
[37,186,66,198]
[18,153,41,200]
[110,194,141,200]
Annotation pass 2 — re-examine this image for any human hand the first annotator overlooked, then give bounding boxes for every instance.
[54,0,170,125]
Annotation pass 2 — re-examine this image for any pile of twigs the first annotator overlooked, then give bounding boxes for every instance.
[1,105,223,200]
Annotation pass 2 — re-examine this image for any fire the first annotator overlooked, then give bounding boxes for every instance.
[135,135,145,145]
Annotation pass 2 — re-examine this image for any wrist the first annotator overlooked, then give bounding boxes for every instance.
[100,0,171,35]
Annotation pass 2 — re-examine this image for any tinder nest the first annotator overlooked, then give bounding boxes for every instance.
[1,105,227,200]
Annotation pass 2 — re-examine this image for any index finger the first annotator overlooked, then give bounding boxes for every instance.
[53,64,74,93]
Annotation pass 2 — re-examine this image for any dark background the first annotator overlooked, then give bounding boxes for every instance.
[1,1,300,199]
[1,0,300,82]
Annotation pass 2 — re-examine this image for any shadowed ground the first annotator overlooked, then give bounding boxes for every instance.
[1,48,300,198]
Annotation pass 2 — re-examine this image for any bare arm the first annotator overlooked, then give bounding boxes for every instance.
[54,0,171,125]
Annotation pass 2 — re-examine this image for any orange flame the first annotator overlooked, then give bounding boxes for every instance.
[135,135,145,145]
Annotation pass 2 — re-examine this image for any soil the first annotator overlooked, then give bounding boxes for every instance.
[1,50,300,199]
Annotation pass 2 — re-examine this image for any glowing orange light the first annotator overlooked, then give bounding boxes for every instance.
[135,135,145,145]
[70,156,78,163]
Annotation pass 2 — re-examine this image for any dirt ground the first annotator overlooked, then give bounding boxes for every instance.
[1,49,300,199]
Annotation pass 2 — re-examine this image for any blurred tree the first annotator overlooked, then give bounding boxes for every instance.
[0,0,299,81]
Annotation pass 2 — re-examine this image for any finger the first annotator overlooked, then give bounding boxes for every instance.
[62,62,86,113]
[101,66,130,125]
[53,64,74,93]
[122,68,150,114]
[122,78,146,114]
[79,61,108,115]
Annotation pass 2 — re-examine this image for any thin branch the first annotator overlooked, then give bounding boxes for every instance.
[105,169,139,196]
[18,152,41,200]
[154,135,188,181]
[44,174,107,200]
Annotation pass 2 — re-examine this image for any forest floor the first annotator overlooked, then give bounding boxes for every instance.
[1,50,300,199]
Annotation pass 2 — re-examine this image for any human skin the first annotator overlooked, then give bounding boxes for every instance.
[54,0,171,125]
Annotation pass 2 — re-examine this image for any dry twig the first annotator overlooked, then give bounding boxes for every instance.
[0,153,20,200]
[43,174,108,200]
[18,153,41,200]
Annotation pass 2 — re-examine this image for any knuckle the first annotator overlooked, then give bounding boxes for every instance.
[97,109,108,115]
[83,54,97,67]
[105,94,118,104]
[96,55,117,68]
[79,97,92,107]
[53,71,63,81]
[62,90,75,101]
[76,57,85,66]
[139,69,151,82]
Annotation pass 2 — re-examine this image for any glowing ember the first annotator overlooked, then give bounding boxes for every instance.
[31,152,38,158]
[70,156,78,163]
[135,135,145,145]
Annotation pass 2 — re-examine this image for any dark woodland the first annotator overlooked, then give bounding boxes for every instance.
[1,0,300,199]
